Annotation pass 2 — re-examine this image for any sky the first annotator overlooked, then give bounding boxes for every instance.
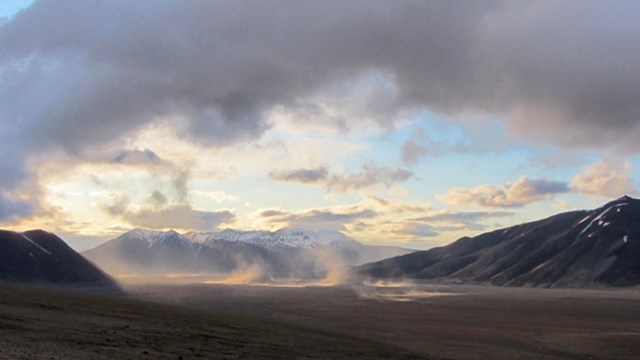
[1,1,640,251]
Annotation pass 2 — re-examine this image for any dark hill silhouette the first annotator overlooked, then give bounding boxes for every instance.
[357,196,640,287]
[0,229,118,288]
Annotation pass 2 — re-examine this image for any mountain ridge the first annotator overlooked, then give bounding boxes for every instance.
[184,228,362,249]
[83,228,413,281]
[356,196,640,288]
[0,229,118,288]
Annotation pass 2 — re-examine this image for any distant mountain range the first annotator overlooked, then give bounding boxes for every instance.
[356,196,640,288]
[8,196,638,288]
[0,229,118,288]
[83,228,412,281]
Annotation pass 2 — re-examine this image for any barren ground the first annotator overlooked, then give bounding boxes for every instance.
[0,283,426,359]
[2,282,640,359]
[128,283,640,360]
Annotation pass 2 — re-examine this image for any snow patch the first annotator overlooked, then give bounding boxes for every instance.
[21,234,52,255]
[186,228,360,249]
[122,229,191,249]
[531,260,550,272]
[577,204,627,238]
[577,215,591,224]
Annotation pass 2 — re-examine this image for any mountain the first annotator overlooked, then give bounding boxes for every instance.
[0,229,118,287]
[356,196,640,288]
[82,228,285,277]
[84,228,413,281]
[184,228,410,264]
[185,228,360,249]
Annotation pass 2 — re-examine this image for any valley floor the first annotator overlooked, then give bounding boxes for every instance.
[0,283,426,359]
[2,281,640,359]
[128,282,640,360]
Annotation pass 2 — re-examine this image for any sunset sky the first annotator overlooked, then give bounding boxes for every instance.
[1,1,639,250]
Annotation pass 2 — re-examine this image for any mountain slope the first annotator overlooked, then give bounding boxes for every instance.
[85,228,413,281]
[357,196,640,288]
[185,228,410,265]
[0,229,118,287]
[185,228,361,249]
[82,228,287,277]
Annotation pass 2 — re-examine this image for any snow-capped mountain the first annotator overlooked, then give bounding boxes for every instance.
[184,228,361,249]
[84,228,413,280]
[357,196,640,288]
[117,228,199,251]
[83,228,256,275]
[0,229,117,287]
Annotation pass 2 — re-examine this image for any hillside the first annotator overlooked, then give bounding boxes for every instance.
[357,196,640,287]
[0,229,118,288]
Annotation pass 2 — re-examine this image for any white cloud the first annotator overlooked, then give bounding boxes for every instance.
[570,159,635,198]
[439,176,569,208]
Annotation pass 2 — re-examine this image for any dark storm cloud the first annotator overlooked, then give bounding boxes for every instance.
[2,0,640,217]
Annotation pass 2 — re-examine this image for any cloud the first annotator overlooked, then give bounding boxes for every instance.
[125,205,235,231]
[259,206,377,231]
[191,190,237,204]
[415,210,514,223]
[570,159,635,198]
[392,223,439,238]
[327,165,413,194]
[413,210,514,232]
[114,203,234,231]
[364,196,432,213]
[103,195,131,217]
[269,164,413,194]
[259,209,290,218]
[149,191,168,205]
[112,149,164,166]
[255,196,513,247]
[399,121,519,164]
[0,193,34,222]
[401,128,429,165]
[101,191,234,231]
[83,146,193,205]
[2,0,640,220]
[269,167,329,184]
[439,177,569,208]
